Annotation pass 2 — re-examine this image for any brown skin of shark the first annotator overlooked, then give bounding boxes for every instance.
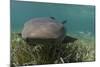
[20,17,77,44]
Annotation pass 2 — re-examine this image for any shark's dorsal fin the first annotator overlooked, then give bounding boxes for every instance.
[50,17,55,20]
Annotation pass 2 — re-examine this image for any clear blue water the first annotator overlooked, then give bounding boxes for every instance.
[11,1,95,36]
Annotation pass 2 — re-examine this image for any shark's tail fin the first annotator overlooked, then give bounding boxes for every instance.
[62,20,67,24]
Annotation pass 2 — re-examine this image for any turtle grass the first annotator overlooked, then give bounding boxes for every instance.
[11,32,95,66]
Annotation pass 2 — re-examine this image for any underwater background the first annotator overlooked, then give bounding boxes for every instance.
[11,0,95,36]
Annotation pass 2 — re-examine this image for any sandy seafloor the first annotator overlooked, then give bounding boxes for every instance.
[10,31,95,66]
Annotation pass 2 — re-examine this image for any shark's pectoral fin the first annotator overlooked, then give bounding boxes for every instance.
[62,36,77,43]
